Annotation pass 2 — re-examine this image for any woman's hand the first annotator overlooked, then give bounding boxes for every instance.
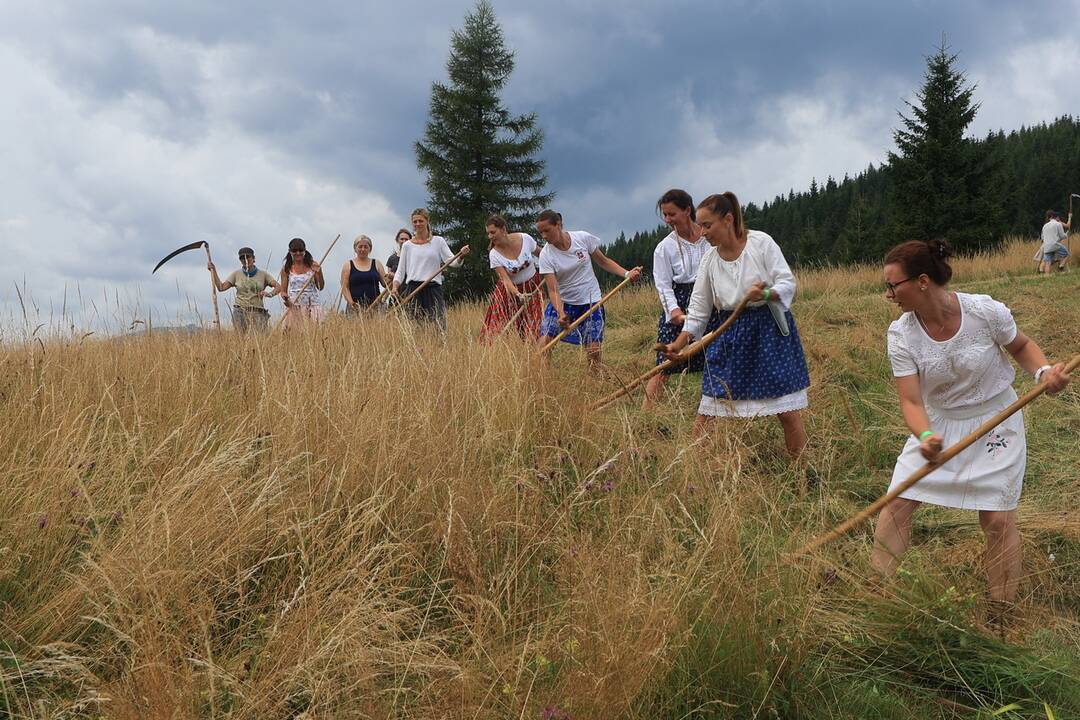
[557,312,570,328]
[668,307,686,326]
[919,433,944,463]
[207,261,216,272]
[1042,363,1071,394]
[662,332,691,361]
[461,245,472,256]
[311,261,321,273]
[745,281,767,303]
[625,266,642,282]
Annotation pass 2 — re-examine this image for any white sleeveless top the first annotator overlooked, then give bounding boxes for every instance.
[287,269,320,306]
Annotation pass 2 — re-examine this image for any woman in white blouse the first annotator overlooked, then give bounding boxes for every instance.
[662,192,810,458]
[872,239,1070,608]
[478,214,544,342]
[645,189,717,407]
[391,208,470,332]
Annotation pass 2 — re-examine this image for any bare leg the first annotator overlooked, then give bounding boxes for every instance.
[585,342,602,374]
[871,497,921,578]
[979,510,1022,602]
[643,373,667,408]
[777,410,807,459]
[693,413,715,439]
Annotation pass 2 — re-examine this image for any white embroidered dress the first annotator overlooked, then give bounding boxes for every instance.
[886,292,1026,511]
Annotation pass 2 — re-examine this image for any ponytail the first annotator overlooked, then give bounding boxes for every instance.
[697,192,746,239]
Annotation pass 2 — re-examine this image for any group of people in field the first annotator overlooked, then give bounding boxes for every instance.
[205,188,1072,620]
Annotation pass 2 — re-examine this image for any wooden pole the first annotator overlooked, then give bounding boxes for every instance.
[495,287,544,339]
[272,234,341,332]
[589,295,750,411]
[203,244,221,329]
[790,353,1080,559]
[538,270,640,354]
[389,247,469,315]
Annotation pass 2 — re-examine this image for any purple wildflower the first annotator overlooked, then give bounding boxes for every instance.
[69,488,80,498]
[687,484,697,496]
[601,479,616,492]
[541,706,571,720]
[37,515,47,529]
[583,481,594,492]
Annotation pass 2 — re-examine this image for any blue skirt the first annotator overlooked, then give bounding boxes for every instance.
[655,282,721,374]
[539,302,605,345]
[702,305,810,400]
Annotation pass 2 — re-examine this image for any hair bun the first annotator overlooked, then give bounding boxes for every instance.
[926,238,953,260]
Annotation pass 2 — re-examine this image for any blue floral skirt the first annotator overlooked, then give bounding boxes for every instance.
[702,304,809,400]
[539,302,605,345]
[655,282,721,375]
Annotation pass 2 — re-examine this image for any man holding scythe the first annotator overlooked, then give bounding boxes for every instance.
[208,247,282,332]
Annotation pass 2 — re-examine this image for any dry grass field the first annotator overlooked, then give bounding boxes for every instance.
[1,237,1078,719]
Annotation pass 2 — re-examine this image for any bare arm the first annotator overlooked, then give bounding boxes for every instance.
[589,248,641,280]
[312,262,325,291]
[340,261,354,305]
[1005,330,1071,393]
[280,269,292,307]
[543,273,564,323]
[894,374,942,462]
[207,263,233,292]
[493,266,520,299]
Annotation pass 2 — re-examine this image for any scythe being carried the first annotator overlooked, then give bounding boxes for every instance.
[153,240,221,329]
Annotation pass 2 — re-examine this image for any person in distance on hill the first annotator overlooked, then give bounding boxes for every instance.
[280,237,325,328]
[661,192,810,458]
[534,209,641,370]
[390,208,470,332]
[207,247,282,332]
[645,189,719,407]
[341,234,391,314]
[1038,210,1071,274]
[871,239,1070,612]
[478,214,544,342]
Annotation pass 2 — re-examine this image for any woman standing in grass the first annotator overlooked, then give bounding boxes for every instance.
[341,234,390,313]
[479,215,544,342]
[645,189,717,407]
[280,237,325,327]
[386,228,412,278]
[534,209,641,369]
[872,239,1070,610]
[661,192,809,458]
[391,208,470,332]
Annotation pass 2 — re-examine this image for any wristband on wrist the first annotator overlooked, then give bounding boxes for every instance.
[1034,365,1052,383]
[623,270,630,279]
[918,430,935,441]
[763,288,772,301]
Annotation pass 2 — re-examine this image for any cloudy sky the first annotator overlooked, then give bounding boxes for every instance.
[2,0,1077,331]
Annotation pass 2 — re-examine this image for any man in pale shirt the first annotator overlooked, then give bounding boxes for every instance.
[1039,210,1071,274]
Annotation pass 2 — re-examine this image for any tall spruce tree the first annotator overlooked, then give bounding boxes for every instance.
[415,0,553,299]
[887,40,999,251]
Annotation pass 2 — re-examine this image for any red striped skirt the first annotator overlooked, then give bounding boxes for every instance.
[478,275,544,343]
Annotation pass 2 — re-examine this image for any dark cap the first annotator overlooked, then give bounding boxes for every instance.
[238,247,255,258]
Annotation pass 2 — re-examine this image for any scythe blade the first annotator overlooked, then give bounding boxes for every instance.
[152,240,208,274]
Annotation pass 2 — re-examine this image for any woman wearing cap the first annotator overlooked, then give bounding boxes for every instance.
[478,214,544,342]
[645,189,718,407]
[661,192,809,458]
[341,234,390,314]
[208,247,281,332]
[391,208,469,332]
[534,209,641,370]
[872,239,1070,612]
[280,237,325,327]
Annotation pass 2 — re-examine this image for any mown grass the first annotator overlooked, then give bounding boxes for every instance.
[0,238,1078,719]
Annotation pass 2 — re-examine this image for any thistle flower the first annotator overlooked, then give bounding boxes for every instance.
[37,515,47,529]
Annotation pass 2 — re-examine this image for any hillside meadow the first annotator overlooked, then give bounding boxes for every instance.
[1,237,1078,719]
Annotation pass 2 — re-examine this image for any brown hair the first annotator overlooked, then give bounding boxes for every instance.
[283,237,314,273]
[883,239,955,285]
[394,228,413,246]
[697,192,745,239]
[486,214,509,249]
[536,209,562,226]
[657,188,696,222]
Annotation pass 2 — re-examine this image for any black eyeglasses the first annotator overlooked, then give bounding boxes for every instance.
[239,254,254,260]
[884,277,916,293]
[289,249,305,254]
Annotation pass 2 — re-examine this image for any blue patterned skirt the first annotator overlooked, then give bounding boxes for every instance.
[539,302,605,345]
[655,282,721,375]
[702,304,810,400]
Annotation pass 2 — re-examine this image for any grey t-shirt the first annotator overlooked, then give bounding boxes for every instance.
[226,269,274,309]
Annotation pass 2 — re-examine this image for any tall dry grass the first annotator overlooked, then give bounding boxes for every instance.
[1,237,1078,719]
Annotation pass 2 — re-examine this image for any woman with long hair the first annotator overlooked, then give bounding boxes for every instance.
[645,189,718,407]
[280,237,325,327]
[390,209,470,332]
[478,214,544,342]
[662,192,810,458]
[872,239,1070,618]
[341,234,390,313]
[535,209,640,370]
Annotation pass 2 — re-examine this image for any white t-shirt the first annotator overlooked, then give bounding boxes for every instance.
[1041,220,1067,253]
[489,233,539,285]
[538,231,602,305]
[393,235,460,286]
[683,230,796,339]
[887,292,1018,413]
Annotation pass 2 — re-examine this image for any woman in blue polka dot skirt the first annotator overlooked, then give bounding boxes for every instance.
[662,192,810,458]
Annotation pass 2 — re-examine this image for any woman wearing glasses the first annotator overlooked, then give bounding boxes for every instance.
[280,237,325,327]
[872,239,1070,616]
[207,247,281,332]
[661,192,809,459]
